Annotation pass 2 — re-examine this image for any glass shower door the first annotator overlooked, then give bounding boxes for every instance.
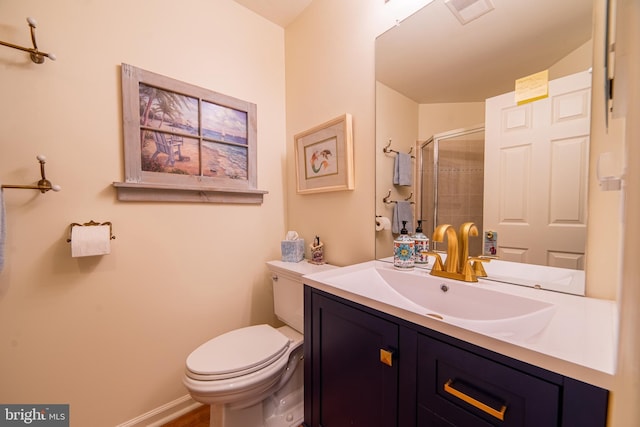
[418,126,485,255]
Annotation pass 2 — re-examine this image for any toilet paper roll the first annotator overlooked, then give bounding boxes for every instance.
[71,225,111,257]
[375,216,391,232]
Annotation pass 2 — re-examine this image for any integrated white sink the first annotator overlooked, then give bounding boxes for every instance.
[379,255,586,295]
[376,267,556,340]
[304,261,556,341]
[482,259,585,295]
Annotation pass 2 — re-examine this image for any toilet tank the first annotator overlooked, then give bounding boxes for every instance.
[267,260,337,333]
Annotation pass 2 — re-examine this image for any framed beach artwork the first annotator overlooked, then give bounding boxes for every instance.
[294,114,354,194]
[113,63,266,204]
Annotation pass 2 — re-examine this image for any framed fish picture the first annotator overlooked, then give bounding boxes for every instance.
[294,114,354,194]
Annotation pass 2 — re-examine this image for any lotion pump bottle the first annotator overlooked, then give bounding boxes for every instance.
[394,220,415,270]
[412,220,430,265]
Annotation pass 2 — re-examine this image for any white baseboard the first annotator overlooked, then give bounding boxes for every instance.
[116,394,204,427]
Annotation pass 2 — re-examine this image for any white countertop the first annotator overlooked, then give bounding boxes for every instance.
[267,259,338,276]
[302,260,617,389]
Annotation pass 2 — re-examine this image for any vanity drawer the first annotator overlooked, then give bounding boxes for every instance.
[417,334,560,426]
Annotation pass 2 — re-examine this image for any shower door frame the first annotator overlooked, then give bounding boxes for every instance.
[416,124,485,252]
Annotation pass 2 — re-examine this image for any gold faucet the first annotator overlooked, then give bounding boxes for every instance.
[457,222,477,264]
[432,224,459,274]
[426,222,490,282]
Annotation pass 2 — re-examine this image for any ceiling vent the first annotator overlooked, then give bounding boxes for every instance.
[444,0,495,25]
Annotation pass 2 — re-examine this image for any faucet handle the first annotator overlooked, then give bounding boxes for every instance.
[469,257,491,277]
[424,252,444,271]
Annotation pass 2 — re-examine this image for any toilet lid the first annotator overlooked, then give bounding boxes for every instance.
[186,325,291,379]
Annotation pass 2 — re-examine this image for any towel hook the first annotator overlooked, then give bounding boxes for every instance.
[0,17,56,64]
[1,155,62,193]
[383,190,415,205]
[383,138,415,157]
[383,189,392,204]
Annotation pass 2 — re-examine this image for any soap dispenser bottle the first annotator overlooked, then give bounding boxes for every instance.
[394,220,415,270]
[412,220,430,265]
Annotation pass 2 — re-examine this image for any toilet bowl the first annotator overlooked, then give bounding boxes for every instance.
[183,324,302,407]
[182,260,336,427]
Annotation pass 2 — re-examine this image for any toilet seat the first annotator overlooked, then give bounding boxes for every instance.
[185,324,291,381]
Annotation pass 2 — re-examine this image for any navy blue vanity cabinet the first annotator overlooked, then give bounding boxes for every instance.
[304,286,608,427]
[416,334,609,427]
[417,334,562,426]
[304,288,401,426]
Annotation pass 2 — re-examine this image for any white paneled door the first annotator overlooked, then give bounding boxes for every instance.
[484,70,591,269]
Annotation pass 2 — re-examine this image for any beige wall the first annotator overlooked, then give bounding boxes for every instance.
[286,0,640,427]
[375,82,419,258]
[586,0,625,301]
[610,0,640,424]
[1,0,637,425]
[285,0,431,267]
[284,0,379,267]
[549,40,593,80]
[0,1,286,425]
[418,102,485,140]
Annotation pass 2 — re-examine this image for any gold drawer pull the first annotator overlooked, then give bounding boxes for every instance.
[380,348,394,367]
[444,379,507,421]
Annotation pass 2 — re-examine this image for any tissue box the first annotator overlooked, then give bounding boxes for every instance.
[281,239,305,262]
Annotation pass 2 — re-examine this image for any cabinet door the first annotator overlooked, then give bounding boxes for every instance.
[307,291,399,427]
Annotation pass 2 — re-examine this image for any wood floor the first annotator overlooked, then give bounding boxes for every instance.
[160,405,304,427]
[161,405,209,427]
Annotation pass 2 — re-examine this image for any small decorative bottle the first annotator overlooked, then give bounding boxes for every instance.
[412,220,430,265]
[309,235,325,265]
[394,221,415,270]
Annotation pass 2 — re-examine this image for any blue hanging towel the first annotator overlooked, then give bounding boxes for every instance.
[392,201,414,234]
[393,152,412,186]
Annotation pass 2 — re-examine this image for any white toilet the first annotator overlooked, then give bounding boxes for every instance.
[183,260,336,427]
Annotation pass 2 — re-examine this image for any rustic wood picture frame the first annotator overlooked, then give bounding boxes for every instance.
[113,63,266,204]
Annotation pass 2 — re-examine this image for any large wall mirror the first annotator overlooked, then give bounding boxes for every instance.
[375,0,594,273]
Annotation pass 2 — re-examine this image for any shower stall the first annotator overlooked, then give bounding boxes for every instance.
[417,125,485,256]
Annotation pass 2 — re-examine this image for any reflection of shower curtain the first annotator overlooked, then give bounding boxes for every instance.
[421,128,485,256]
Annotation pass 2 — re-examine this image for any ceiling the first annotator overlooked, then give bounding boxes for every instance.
[233,0,593,103]
[231,0,312,28]
[377,0,593,103]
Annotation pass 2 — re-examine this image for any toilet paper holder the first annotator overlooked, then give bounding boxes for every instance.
[66,220,116,243]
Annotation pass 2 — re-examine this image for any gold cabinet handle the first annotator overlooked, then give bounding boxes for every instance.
[443,379,507,421]
[380,348,394,367]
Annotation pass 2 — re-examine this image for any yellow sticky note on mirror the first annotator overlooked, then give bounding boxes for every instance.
[515,70,549,105]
